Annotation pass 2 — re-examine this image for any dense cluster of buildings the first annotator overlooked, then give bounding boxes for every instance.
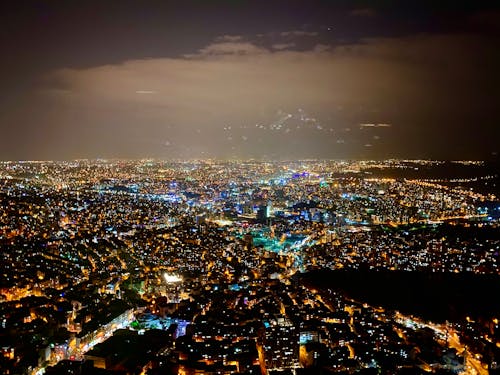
[0,159,498,374]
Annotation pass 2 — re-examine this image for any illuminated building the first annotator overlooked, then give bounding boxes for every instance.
[264,318,299,370]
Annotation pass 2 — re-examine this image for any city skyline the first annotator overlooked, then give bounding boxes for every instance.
[1,0,499,160]
[1,159,498,374]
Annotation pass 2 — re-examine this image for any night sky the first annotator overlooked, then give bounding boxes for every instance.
[1,0,499,160]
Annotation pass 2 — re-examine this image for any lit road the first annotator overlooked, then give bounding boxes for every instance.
[444,330,487,375]
[394,313,488,375]
[30,310,136,375]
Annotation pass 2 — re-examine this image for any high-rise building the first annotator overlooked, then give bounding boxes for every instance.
[257,200,273,224]
[264,318,299,370]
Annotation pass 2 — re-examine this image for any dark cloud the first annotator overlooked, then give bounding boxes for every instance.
[350,8,377,18]
[271,43,296,50]
[215,35,244,42]
[0,31,491,160]
[196,42,269,56]
[0,1,499,160]
[280,30,319,37]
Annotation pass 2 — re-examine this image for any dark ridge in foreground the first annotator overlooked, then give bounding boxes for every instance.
[302,269,500,323]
